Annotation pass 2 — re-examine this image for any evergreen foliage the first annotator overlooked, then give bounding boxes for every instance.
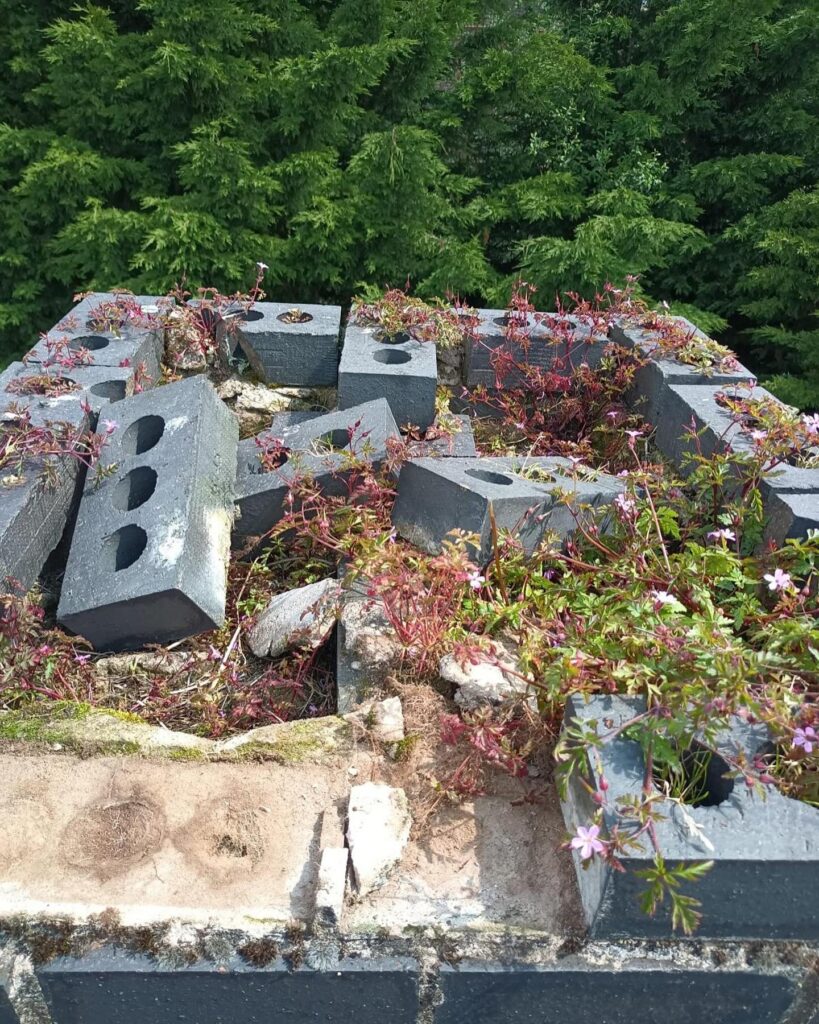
[0,0,817,404]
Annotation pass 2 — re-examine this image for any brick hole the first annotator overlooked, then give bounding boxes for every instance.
[465,468,515,486]
[653,741,735,807]
[239,309,264,322]
[68,334,109,351]
[373,349,411,365]
[112,466,157,511]
[90,380,127,402]
[121,414,165,455]
[277,308,313,325]
[101,524,148,572]
[315,428,351,453]
[493,314,531,327]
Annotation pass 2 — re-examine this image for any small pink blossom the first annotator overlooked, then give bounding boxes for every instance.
[101,419,118,435]
[73,653,91,664]
[750,429,767,443]
[763,568,793,593]
[614,494,637,518]
[570,824,606,860]
[802,413,819,437]
[793,726,817,754]
[708,528,736,543]
[467,569,486,590]
[650,589,676,607]
[256,261,269,272]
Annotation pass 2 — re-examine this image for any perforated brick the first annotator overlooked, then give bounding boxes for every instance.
[230,301,342,386]
[561,694,819,939]
[57,376,238,650]
[234,398,399,544]
[392,456,622,564]
[0,360,142,419]
[27,292,169,383]
[464,310,609,387]
[0,387,90,594]
[338,325,437,431]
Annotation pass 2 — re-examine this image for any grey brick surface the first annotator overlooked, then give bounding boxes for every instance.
[0,992,15,1024]
[339,325,437,431]
[408,414,477,458]
[651,382,819,543]
[435,961,796,1024]
[28,292,168,382]
[392,456,622,564]
[464,310,610,387]
[1,360,142,419]
[0,389,90,594]
[57,375,238,650]
[610,317,755,423]
[232,301,342,386]
[560,694,819,939]
[234,398,399,543]
[38,951,419,1024]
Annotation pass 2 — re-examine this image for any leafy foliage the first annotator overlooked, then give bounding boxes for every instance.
[1,1,817,405]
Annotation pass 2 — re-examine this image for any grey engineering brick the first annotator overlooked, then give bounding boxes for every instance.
[653,382,819,543]
[26,292,168,383]
[338,325,437,431]
[407,414,477,458]
[37,950,419,1024]
[231,301,342,386]
[434,961,796,1024]
[0,360,143,419]
[464,310,610,387]
[0,389,90,595]
[560,693,819,940]
[392,456,623,564]
[234,398,399,544]
[57,375,238,651]
[609,316,755,424]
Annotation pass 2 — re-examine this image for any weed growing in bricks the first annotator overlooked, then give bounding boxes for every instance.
[0,406,112,485]
[351,288,479,348]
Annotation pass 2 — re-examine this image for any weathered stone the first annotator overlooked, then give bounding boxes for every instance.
[216,378,331,436]
[248,578,341,658]
[345,696,405,745]
[234,398,399,543]
[560,693,819,939]
[315,847,349,927]
[336,576,403,714]
[226,301,342,386]
[347,783,412,896]
[435,961,796,1024]
[339,325,437,431]
[57,376,238,651]
[1,360,145,419]
[439,645,530,710]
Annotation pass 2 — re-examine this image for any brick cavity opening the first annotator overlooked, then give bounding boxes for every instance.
[653,741,735,807]
[121,414,165,456]
[465,468,515,486]
[90,381,127,401]
[373,349,411,365]
[69,334,110,351]
[101,524,148,572]
[112,466,158,511]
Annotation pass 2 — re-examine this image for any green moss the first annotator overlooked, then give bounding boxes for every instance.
[166,746,207,762]
[230,718,352,763]
[0,701,92,742]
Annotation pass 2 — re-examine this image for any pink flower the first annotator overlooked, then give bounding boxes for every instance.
[793,726,817,754]
[708,528,736,543]
[750,429,767,443]
[650,589,676,607]
[73,653,91,664]
[467,569,486,590]
[802,414,819,437]
[570,824,606,860]
[763,568,793,593]
[614,494,637,518]
[102,419,118,435]
[256,261,269,272]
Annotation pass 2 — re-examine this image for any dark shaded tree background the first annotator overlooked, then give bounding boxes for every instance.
[1,0,817,403]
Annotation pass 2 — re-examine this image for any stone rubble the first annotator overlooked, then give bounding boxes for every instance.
[248,578,341,658]
[346,782,412,896]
